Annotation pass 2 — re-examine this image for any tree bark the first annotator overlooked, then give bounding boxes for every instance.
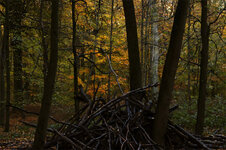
[195,0,209,135]
[4,0,10,132]
[140,0,144,87]
[0,10,5,126]
[143,1,150,86]
[10,0,24,106]
[150,0,160,101]
[152,0,189,146]
[122,0,142,90]
[39,0,49,82]
[187,0,192,113]
[32,0,59,149]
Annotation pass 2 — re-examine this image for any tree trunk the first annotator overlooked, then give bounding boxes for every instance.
[152,0,189,146]
[32,0,59,149]
[144,2,150,86]
[140,0,144,86]
[0,13,5,126]
[150,0,160,101]
[122,0,142,91]
[4,0,10,132]
[10,0,24,106]
[187,1,192,113]
[195,0,209,135]
[72,0,79,113]
[39,0,49,82]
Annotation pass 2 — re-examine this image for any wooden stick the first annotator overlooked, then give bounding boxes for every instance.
[169,121,211,150]
[9,104,78,128]
[20,121,54,133]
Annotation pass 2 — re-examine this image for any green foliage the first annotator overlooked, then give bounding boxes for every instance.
[205,96,226,133]
[171,95,226,134]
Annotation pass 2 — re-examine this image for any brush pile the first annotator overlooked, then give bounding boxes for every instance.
[43,85,225,150]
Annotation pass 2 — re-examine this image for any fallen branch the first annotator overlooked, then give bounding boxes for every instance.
[43,85,223,150]
[53,129,81,149]
[20,121,54,133]
[169,121,211,150]
[9,104,78,128]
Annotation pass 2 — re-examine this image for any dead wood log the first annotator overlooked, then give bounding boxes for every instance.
[169,121,211,150]
[20,121,54,133]
[43,85,223,150]
[8,104,78,128]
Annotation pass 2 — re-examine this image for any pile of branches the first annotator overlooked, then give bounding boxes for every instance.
[41,85,225,150]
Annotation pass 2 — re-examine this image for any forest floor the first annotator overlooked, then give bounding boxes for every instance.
[0,104,73,149]
[0,103,225,149]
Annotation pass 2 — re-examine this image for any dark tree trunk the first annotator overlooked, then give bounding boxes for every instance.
[195,0,209,135]
[72,0,79,113]
[0,12,5,126]
[32,0,59,149]
[187,1,192,113]
[4,0,10,132]
[10,0,24,106]
[39,0,49,82]
[152,0,189,146]
[140,0,144,86]
[122,0,142,90]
